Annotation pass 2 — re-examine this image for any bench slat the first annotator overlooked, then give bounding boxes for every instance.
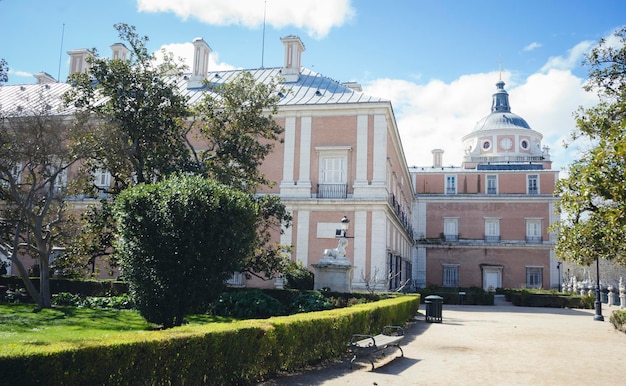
[348,326,405,370]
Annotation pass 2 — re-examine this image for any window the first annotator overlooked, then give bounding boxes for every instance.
[445,175,457,194]
[486,175,497,194]
[482,140,491,150]
[53,168,67,193]
[1,162,22,188]
[484,218,500,243]
[526,267,543,288]
[321,157,345,184]
[94,169,111,189]
[443,264,459,287]
[526,219,542,243]
[521,139,529,150]
[527,174,538,195]
[443,217,458,241]
[317,146,350,199]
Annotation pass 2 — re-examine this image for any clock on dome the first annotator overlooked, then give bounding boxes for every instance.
[500,138,513,150]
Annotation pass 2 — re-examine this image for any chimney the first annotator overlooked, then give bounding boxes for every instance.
[280,35,305,83]
[34,71,56,84]
[432,149,444,168]
[341,82,362,92]
[67,48,91,76]
[111,43,130,60]
[188,37,212,88]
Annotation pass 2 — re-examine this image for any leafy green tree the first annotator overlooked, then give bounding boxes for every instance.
[192,72,292,280]
[193,71,285,191]
[113,174,258,328]
[0,92,90,308]
[64,23,191,189]
[62,23,192,271]
[554,27,626,266]
[0,58,8,84]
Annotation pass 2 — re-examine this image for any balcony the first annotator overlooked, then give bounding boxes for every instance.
[526,236,543,244]
[484,235,501,243]
[317,184,348,198]
[444,234,459,242]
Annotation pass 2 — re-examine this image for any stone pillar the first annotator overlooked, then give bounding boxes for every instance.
[619,277,626,308]
[312,262,354,293]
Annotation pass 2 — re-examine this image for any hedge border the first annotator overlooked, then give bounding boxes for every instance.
[0,294,420,385]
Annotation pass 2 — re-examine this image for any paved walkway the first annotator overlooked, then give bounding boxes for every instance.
[260,297,626,385]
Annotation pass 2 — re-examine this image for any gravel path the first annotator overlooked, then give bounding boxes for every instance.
[260,296,626,385]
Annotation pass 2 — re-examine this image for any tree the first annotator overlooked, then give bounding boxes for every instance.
[113,174,258,328]
[64,23,191,189]
[553,27,626,266]
[0,90,89,308]
[0,58,8,84]
[62,23,192,271]
[192,71,285,191]
[192,72,292,280]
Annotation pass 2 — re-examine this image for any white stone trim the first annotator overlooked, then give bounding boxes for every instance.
[296,210,310,266]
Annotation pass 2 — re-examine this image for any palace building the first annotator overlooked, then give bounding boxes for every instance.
[1,36,558,291]
[410,79,559,290]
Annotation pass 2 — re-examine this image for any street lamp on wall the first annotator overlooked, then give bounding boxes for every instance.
[340,215,350,238]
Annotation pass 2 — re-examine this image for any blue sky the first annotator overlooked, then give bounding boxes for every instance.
[1,0,625,171]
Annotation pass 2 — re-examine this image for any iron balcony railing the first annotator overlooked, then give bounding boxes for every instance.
[317,183,348,198]
[484,235,501,243]
[526,236,543,244]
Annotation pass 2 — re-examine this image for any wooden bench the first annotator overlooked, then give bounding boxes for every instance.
[348,325,404,370]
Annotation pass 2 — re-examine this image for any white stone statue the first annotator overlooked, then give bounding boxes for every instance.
[323,237,348,260]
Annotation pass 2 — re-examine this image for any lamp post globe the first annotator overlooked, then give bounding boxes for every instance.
[340,216,350,238]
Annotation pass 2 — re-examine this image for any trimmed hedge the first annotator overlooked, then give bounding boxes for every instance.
[501,289,594,309]
[0,276,128,297]
[0,295,419,385]
[609,309,626,334]
[418,286,494,305]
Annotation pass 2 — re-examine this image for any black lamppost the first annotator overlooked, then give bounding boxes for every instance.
[594,257,604,321]
[557,261,562,292]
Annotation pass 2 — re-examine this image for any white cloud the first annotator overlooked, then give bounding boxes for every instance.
[540,40,594,72]
[364,68,598,173]
[523,42,542,52]
[137,0,355,39]
[156,42,237,72]
[9,69,32,79]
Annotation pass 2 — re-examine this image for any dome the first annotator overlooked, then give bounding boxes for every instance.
[472,80,532,132]
[473,111,531,132]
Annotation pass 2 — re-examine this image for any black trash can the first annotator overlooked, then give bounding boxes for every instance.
[425,295,443,323]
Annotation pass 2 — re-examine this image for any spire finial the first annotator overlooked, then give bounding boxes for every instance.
[498,58,503,81]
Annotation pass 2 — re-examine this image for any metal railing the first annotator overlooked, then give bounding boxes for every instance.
[317,183,348,198]
[526,236,543,244]
[484,235,501,243]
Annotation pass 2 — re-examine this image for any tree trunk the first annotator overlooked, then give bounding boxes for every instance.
[39,257,52,308]
[8,254,44,307]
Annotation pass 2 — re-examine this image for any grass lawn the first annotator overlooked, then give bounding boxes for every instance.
[0,303,233,357]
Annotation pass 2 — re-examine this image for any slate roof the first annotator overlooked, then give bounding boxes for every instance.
[0,67,387,117]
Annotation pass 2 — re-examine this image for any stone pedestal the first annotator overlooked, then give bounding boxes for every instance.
[312,259,354,293]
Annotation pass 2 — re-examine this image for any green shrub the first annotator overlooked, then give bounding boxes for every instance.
[289,292,333,313]
[419,286,494,305]
[284,262,314,290]
[0,295,420,384]
[51,293,135,309]
[114,175,258,328]
[504,288,594,309]
[609,309,626,333]
[212,290,287,318]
